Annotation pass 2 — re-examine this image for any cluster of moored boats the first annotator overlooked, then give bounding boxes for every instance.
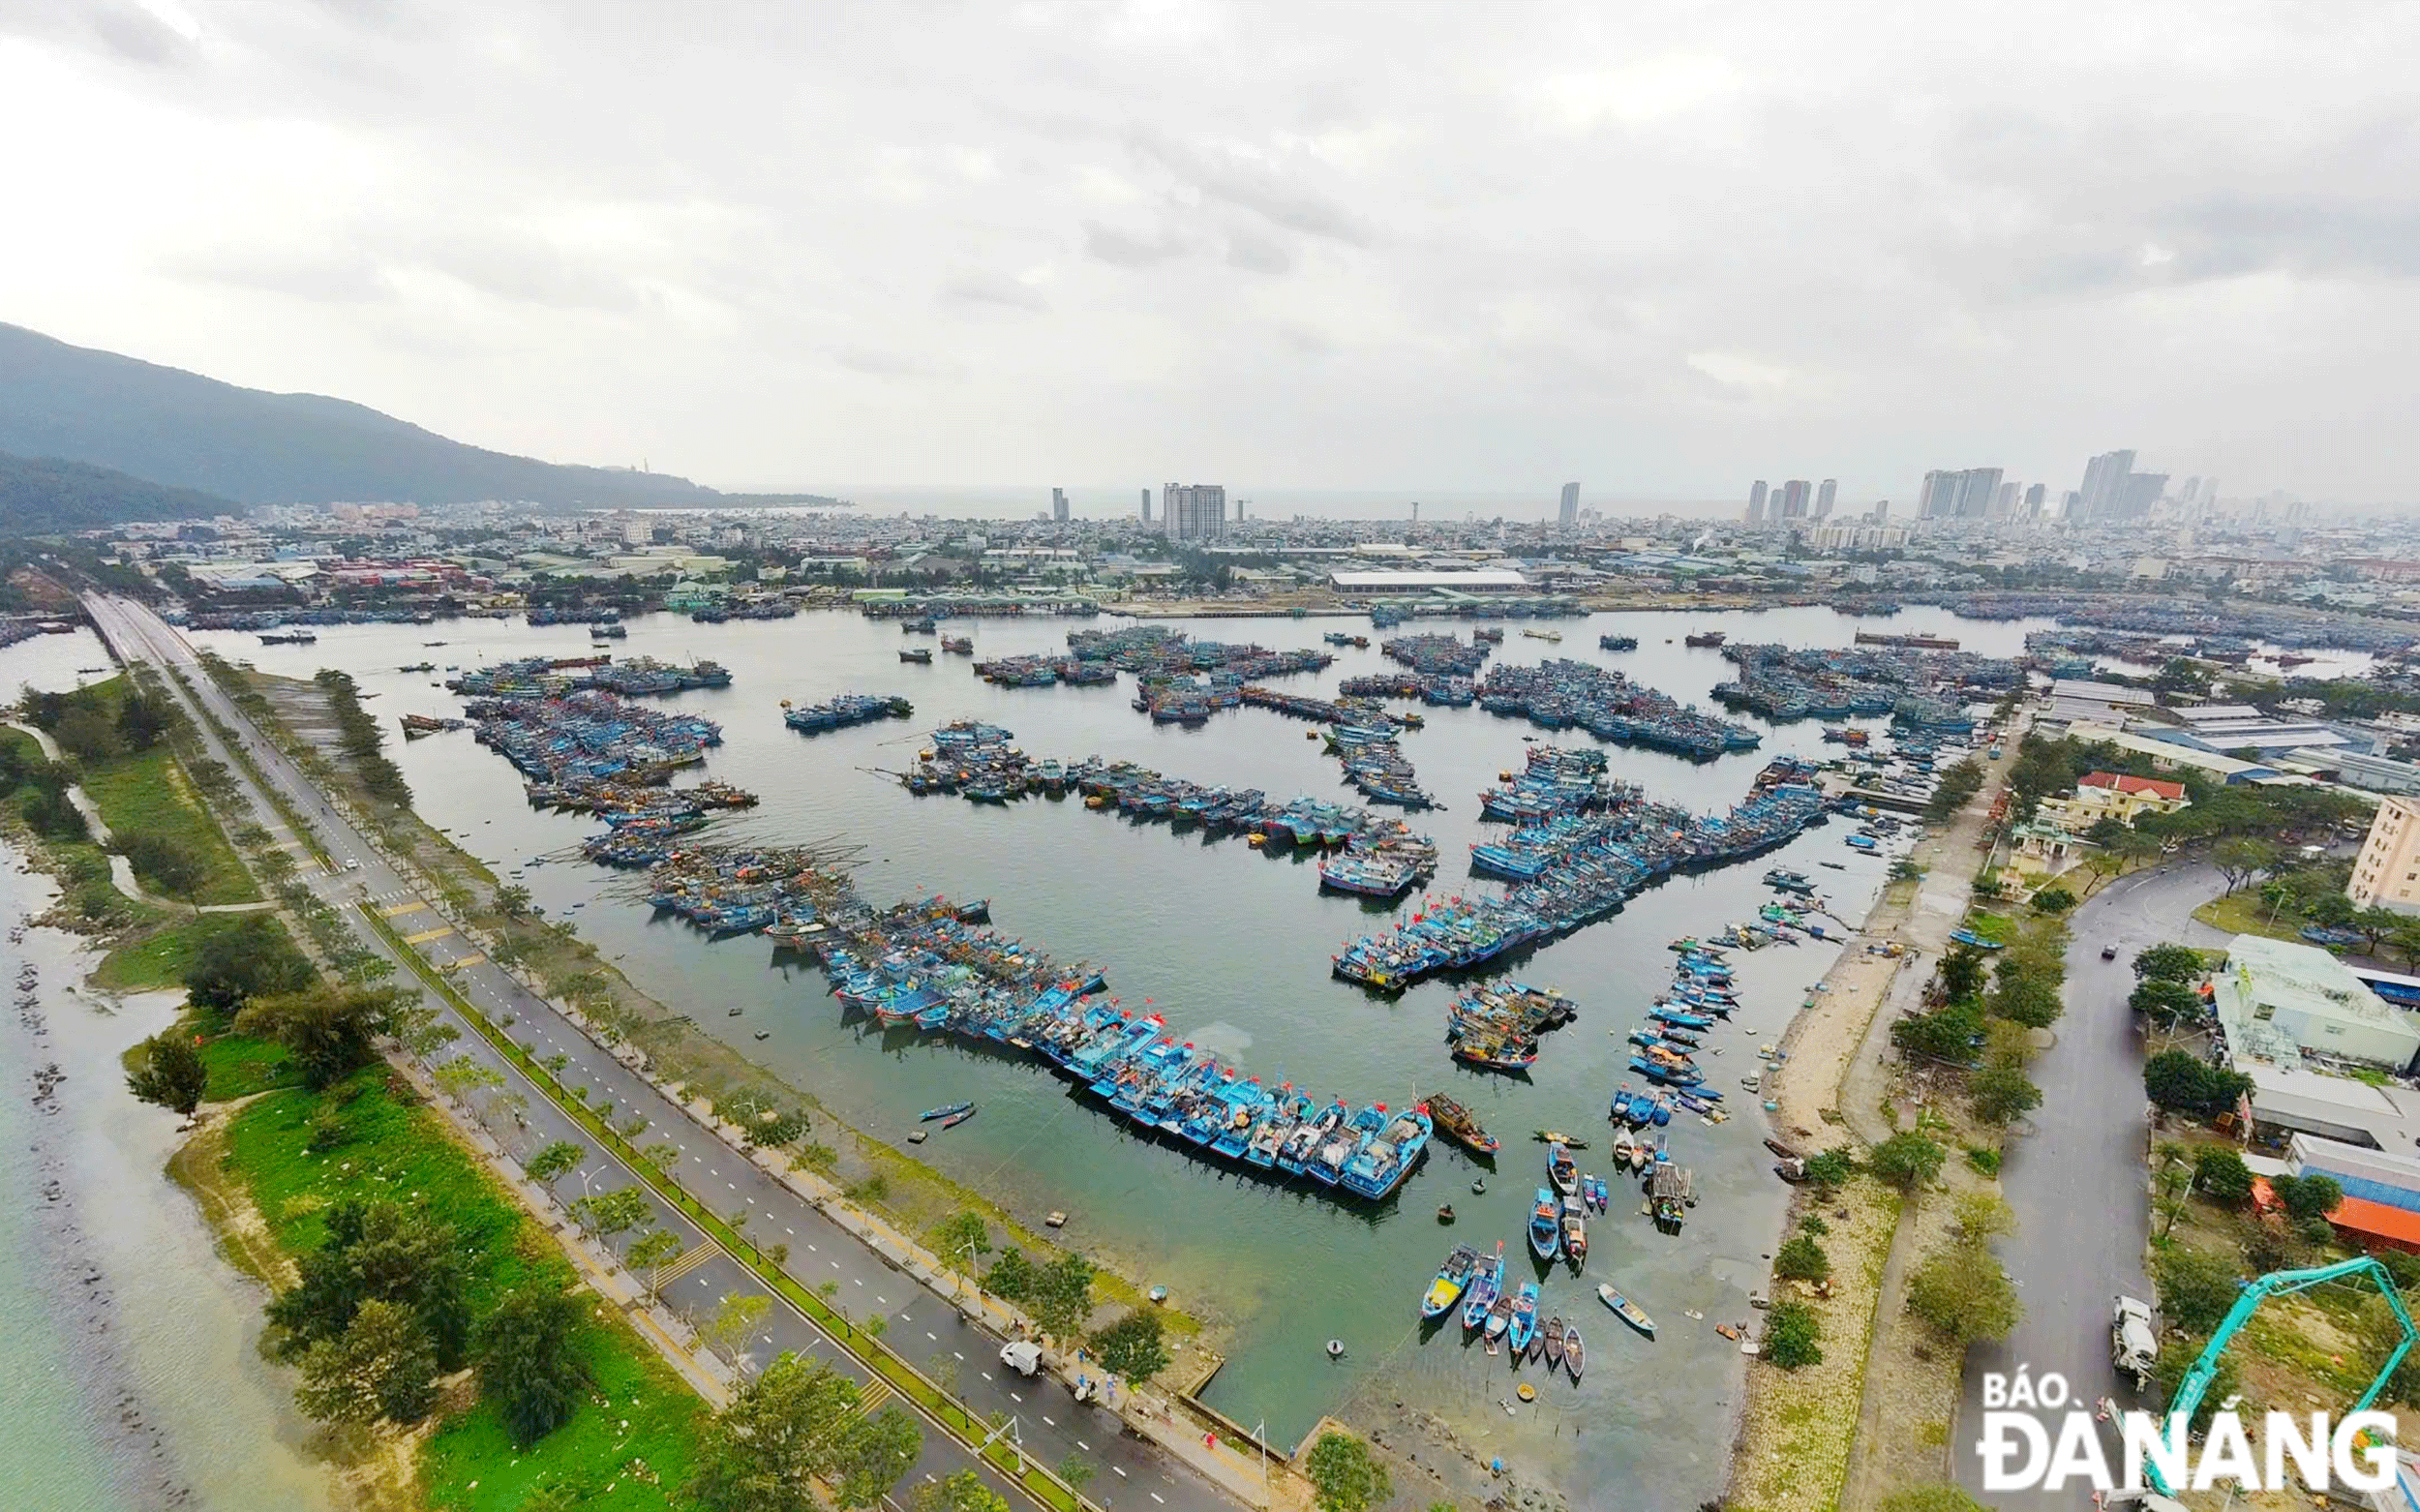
[1335,757,1828,989]
[781,692,914,735]
[1709,641,2020,724]
[1446,982,1578,1073]
[1474,658,1760,758]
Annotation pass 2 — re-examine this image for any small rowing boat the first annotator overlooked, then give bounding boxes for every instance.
[1564,1322,1584,1379]
[1543,1315,1565,1369]
[1597,1282,1655,1338]
[1528,1188,1561,1260]
[920,1102,974,1122]
[941,1105,977,1130]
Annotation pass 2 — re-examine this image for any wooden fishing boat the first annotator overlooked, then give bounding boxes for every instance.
[1597,1283,1655,1338]
[920,1101,974,1121]
[1543,1315,1565,1369]
[1561,1200,1588,1265]
[1564,1323,1584,1379]
[1763,1137,1800,1160]
[1426,1091,1500,1156]
[1530,1130,1589,1149]
[1547,1141,1579,1199]
[1483,1290,1514,1345]
[940,1105,977,1129]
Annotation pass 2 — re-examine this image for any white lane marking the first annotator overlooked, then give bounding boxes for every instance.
[925,1330,937,1341]
[1150,1494,1165,1504]
[1009,1391,1023,1403]
[1077,1438,1090,1450]
[1042,1414,1055,1426]
[1112,1466,1128,1478]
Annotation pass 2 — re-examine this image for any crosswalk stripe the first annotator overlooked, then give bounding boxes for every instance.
[401,925,455,944]
[379,900,426,917]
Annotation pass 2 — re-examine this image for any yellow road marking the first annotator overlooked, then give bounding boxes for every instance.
[401,925,455,945]
[379,900,427,918]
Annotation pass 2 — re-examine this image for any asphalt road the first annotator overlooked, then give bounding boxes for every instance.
[86,592,1243,1512]
[1952,862,2231,1509]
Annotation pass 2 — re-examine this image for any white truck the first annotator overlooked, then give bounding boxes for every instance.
[998,1340,1044,1377]
[2110,1294,2158,1391]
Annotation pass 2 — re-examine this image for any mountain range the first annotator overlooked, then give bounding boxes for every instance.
[0,321,722,516]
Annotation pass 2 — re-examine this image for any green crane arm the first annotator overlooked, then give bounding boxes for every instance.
[2148,1255,2415,1497]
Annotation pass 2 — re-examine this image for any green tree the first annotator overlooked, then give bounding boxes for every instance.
[1801,1148,1856,1191]
[119,832,206,904]
[835,1407,923,1510]
[1763,1300,1824,1369]
[2029,887,2075,914]
[1057,1455,1097,1493]
[703,1291,771,1363]
[1906,1243,2020,1344]
[293,1298,438,1426]
[910,1470,1012,1512]
[51,703,122,763]
[1987,974,2063,1030]
[1892,997,1984,1064]
[982,1247,1037,1299]
[2153,1246,2242,1334]
[524,1139,585,1189]
[930,1210,993,1271]
[627,1229,687,1302]
[1953,1192,2014,1243]
[266,1198,472,1370]
[2193,1147,2255,1205]
[115,689,172,751]
[1970,1064,2043,1126]
[687,1353,870,1512]
[185,913,315,1014]
[1773,1235,1830,1283]
[1028,1253,1096,1342]
[494,883,535,918]
[1938,945,1988,1002]
[1304,1431,1392,1512]
[2212,835,2278,894]
[431,1053,505,1104]
[1090,1308,1174,1384]
[233,983,408,1089]
[2129,979,2202,1031]
[2143,1049,2254,1118]
[125,1030,209,1115]
[476,1285,593,1446]
[2269,1172,2344,1224]
[1869,1132,1947,1192]
[566,1186,654,1241]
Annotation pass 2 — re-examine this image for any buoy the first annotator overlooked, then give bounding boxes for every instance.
[1471,1178,1487,1194]
[1516,1382,1536,1402]
[1326,1339,1345,1359]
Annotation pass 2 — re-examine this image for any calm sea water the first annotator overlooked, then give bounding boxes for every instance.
[171,603,2052,1501]
[0,627,337,1512]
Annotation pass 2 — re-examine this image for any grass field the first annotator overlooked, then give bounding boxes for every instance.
[219,1065,702,1511]
[2193,889,2305,944]
[68,676,258,906]
[92,910,296,993]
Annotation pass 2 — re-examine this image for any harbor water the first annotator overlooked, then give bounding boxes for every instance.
[131,602,2352,1502]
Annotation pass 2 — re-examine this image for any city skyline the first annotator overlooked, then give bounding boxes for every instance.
[4,5,2417,502]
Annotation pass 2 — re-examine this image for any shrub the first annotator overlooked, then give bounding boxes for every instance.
[2153,1246,2242,1334]
[1907,1242,2019,1344]
[2193,1147,2254,1205]
[1773,1235,1831,1283]
[1869,1132,1948,1192]
[1763,1301,1823,1369]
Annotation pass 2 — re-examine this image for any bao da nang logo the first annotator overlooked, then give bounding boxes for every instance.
[1975,1370,2400,1495]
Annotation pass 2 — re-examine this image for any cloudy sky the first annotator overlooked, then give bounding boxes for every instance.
[5,0,2417,510]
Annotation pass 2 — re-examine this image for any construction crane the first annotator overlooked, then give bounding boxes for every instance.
[2142,1255,2416,1498]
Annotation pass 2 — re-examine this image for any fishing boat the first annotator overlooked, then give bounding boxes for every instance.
[1683,630,1727,649]
[920,1101,974,1122]
[1460,1244,1504,1331]
[941,1105,977,1130]
[1529,1130,1588,1149]
[1564,1323,1584,1378]
[1597,1283,1655,1338]
[1507,1283,1541,1355]
[1425,1091,1499,1156]
[1560,1197,1588,1265]
[900,648,934,664]
[1543,1315,1566,1369]
[1547,1141,1578,1199]
[1419,1244,1480,1319]
[1598,634,1638,652]
[1483,1290,1514,1347]
[1528,1188,1561,1260]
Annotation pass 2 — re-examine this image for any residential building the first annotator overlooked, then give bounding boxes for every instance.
[1051,487,1069,523]
[1815,479,1836,519]
[2350,796,2420,914]
[1162,482,1225,541]
[2037,771,2190,831]
[2023,482,2046,517]
[1747,480,1769,524]
[1140,488,1152,522]
[2077,449,2136,523]
[1774,479,1810,519]
[2211,934,2420,1073]
[1559,481,1580,526]
[1916,467,2003,519]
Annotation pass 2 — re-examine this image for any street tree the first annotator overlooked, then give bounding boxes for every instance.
[1906,1243,2020,1344]
[432,1053,504,1104]
[476,1285,593,1446]
[2144,1050,2254,1119]
[125,1030,209,1116]
[1969,1064,2042,1126]
[835,1407,923,1510]
[910,1471,1012,1512]
[1090,1308,1174,1384]
[566,1187,654,1241]
[1027,1253,1097,1342]
[2129,979,2202,1031]
[524,1140,586,1189]
[2212,836,2278,894]
[1868,1132,1947,1192]
[627,1229,687,1302]
[929,1210,993,1272]
[703,1291,771,1363]
[688,1352,857,1509]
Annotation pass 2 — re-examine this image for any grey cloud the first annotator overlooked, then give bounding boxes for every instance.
[942,271,1049,312]
[1081,220,1192,268]
[1224,229,1292,276]
[1127,131,1374,248]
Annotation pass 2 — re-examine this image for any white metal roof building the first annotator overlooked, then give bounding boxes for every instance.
[2214,933,2420,1072]
[1328,569,1533,592]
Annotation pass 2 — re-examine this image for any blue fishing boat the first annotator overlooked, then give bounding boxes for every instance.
[1507,1283,1541,1354]
[1547,1141,1579,1199]
[1460,1244,1505,1331]
[920,1101,973,1122]
[1528,1188,1561,1260]
[1343,1105,1434,1199]
[1649,1006,1714,1030]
